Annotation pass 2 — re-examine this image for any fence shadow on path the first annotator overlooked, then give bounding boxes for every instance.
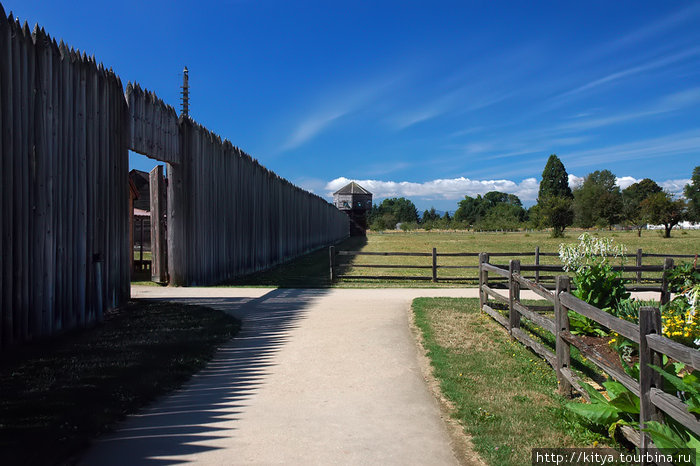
[79,288,327,465]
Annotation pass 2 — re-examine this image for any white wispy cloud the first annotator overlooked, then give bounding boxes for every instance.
[605,3,700,53]
[568,174,584,189]
[281,109,348,151]
[565,130,700,169]
[614,176,638,190]
[559,47,700,99]
[280,75,401,151]
[660,179,693,195]
[557,87,700,132]
[392,107,446,129]
[613,176,689,195]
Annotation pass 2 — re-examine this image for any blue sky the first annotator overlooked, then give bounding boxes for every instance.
[7,1,700,210]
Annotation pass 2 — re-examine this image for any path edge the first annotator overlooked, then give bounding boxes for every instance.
[407,299,487,466]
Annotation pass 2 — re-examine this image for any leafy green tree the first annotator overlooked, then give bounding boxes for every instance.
[454,191,526,227]
[684,166,700,222]
[539,196,575,237]
[454,195,487,225]
[539,154,573,200]
[368,197,419,230]
[422,207,440,223]
[641,192,686,238]
[537,154,574,237]
[622,178,662,236]
[474,204,524,231]
[573,170,622,228]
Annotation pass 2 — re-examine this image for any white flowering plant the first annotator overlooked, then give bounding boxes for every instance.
[559,232,627,273]
[559,234,630,334]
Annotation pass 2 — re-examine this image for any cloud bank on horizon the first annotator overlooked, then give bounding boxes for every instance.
[321,175,691,209]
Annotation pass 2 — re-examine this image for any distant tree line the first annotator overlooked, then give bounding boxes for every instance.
[366,159,700,238]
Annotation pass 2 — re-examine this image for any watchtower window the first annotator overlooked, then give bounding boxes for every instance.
[343,201,349,208]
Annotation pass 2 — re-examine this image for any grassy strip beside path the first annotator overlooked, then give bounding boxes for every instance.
[412,297,605,466]
[0,301,240,465]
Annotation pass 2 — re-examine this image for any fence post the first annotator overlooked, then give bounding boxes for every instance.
[329,246,335,282]
[660,257,674,305]
[639,306,663,449]
[479,253,489,309]
[636,248,643,284]
[432,247,437,283]
[535,246,540,284]
[508,260,521,332]
[555,275,572,396]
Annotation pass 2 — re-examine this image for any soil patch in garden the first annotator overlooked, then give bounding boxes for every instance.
[576,335,626,371]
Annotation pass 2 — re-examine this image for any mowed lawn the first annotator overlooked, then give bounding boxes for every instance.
[226,229,699,287]
[412,298,606,466]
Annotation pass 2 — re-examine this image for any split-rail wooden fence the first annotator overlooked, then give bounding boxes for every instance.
[0,5,349,348]
[329,246,696,286]
[479,254,700,453]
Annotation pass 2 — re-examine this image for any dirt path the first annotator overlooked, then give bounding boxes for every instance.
[80,287,486,465]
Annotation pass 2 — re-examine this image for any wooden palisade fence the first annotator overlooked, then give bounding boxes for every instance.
[162,117,350,285]
[0,11,130,348]
[479,254,700,451]
[0,4,349,348]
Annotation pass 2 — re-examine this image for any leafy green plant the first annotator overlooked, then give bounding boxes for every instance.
[650,363,700,414]
[568,311,608,337]
[640,362,700,464]
[642,421,700,466]
[566,380,639,439]
[611,298,657,323]
[560,233,630,336]
[572,262,630,312]
[667,262,700,294]
[567,365,700,462]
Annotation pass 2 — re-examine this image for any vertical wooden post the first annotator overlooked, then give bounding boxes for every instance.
[636,248,643,284]
[432,247,437,283]
[660,257,674,305]
[639,306,663,449]
[478,253,488,309]
[535,246,540,283]
[149,165,167,283]
[139,217,144,264]
[167,161,185,285]
[508,260,521,332]
[555,275,572,396]
[329,245,335,282]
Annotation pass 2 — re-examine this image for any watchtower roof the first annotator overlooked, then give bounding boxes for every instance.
[333,181,371,196]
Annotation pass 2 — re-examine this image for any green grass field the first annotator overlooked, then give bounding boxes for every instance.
[412,297,608,465]
[224,229,699,287]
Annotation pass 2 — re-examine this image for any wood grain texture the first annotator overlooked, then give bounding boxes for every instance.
[0,12,129,347]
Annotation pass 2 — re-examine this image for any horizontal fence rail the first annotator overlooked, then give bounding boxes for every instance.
[478,255,700,450]
[330,246,697,285]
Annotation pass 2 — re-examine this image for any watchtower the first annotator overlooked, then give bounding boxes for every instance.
[333,181,373,236]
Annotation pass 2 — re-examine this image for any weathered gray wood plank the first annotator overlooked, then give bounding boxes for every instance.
[560,292,640,343]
